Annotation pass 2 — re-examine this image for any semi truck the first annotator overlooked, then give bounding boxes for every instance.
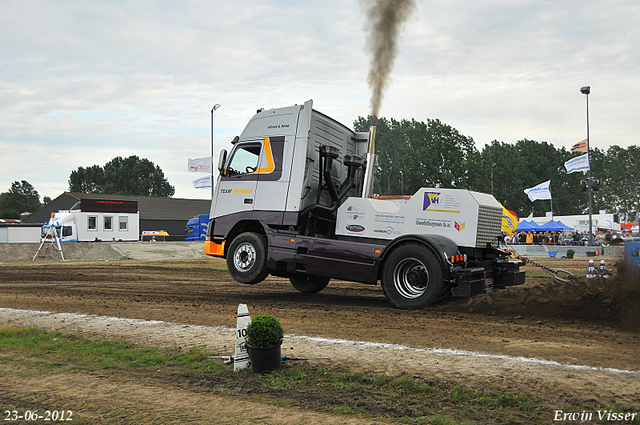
[204,100,524,309]
[185,214,210,241]
[40,199,140,243]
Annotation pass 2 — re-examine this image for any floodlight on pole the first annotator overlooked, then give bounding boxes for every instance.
[580,86,593,245]
[211,104,221,199]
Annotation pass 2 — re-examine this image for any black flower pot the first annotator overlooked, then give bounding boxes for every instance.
[246,342,282,373]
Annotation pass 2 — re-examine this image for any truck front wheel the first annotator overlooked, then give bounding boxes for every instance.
[381,243,446,309]
[227,232,269,284]
[290,275,330,294]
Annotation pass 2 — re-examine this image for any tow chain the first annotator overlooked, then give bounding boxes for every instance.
[505,246,579,283]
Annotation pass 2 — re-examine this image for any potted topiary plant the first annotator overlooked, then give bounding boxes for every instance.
[566,249,575,259]
[245,315,284,373]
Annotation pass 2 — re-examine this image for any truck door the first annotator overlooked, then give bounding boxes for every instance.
[254,136,287,217]
[212,141,262,219]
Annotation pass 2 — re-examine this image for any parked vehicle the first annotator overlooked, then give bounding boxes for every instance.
[185,214,210,241]
[41,199,139,242]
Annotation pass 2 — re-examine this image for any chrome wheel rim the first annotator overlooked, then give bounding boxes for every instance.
[392,257,429,299]
[234,242,256,272]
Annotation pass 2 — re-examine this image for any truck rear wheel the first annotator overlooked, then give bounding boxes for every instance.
[290,275,330,294]
[381,243,446,309]
[227,232,269,284]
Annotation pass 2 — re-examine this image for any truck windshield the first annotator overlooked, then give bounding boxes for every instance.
[41,226,61,238]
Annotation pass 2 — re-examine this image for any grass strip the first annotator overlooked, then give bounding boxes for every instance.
[2,326,635,425]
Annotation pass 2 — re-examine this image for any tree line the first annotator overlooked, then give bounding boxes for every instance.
[2,121,638,221]
[68,155,174,197]
[0,156,173,219]
[0,181,50,219]
[354,116,640,220]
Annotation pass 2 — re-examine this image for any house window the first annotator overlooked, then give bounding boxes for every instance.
[104,216,113,231]
[88,216,97,231]
[119,216,128,231]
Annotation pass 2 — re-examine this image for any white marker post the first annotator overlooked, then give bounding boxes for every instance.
[233,304,251,372]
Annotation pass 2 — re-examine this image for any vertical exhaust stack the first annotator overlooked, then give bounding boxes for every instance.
[361,119,377,198]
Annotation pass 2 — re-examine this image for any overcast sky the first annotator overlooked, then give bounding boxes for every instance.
[1,0,638,203]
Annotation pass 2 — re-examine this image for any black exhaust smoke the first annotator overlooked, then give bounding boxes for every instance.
[360,0,415,197]
[362,0,416,119]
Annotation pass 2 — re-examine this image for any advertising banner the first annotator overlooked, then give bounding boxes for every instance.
[188,157,212,173]
[524,180,552,201]
[564,153,590,174]
[193,175,212,189]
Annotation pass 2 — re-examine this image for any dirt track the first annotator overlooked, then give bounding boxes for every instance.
[1,251,639,423]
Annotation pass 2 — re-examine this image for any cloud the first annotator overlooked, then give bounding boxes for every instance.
[0,0,638,203]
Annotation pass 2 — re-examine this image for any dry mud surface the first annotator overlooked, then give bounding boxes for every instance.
[1,244,639,423]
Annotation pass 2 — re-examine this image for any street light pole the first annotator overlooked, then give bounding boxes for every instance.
[211,104,221,200]
[580,86,593,246]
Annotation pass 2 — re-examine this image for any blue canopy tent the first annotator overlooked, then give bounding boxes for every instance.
[537,220,574,232]
[536,221,555,232]
[516,220,539,231]
[554,220,574,231]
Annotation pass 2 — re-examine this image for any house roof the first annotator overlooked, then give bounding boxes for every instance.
[23,192,211,224]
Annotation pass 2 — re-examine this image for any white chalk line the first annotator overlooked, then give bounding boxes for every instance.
[290,335,640,376]
[1,308,638,377]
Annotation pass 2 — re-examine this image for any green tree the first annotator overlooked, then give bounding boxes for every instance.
[554,147,588,216]
[69,164,105,193]
[474,139,589,218]
[355,114,639,220]
[590,145,640,218]
[68,156,174,197]
[0,180,42,219]
[354,116,480,196]
[475,140,526,211]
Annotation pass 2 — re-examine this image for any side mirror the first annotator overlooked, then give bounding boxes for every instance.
[217,150,228,174]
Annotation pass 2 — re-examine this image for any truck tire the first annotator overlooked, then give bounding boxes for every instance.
[381,242,446,309]
[290,275,330,294]
[227,232,269,284]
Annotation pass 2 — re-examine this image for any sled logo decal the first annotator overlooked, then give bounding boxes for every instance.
[423,192,440,210]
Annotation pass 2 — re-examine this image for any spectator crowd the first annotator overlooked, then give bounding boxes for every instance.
[503,229,635,246]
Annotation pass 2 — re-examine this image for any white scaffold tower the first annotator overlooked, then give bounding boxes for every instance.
[33,215,65,261]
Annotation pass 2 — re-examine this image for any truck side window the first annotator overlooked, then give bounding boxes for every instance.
[88,216,97,230]
[226,143,260,175]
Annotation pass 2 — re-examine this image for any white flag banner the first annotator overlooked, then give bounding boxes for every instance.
[564,153,590,174]
[193,175,212,189]
[188,157,212,173]
[524,180,552,201]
